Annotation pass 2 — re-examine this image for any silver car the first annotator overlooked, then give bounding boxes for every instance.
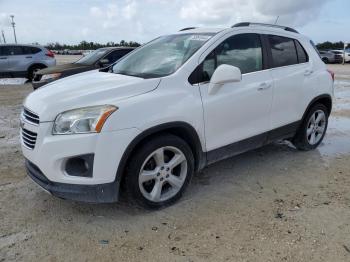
[0,44,56,80]
[319,50,343,64]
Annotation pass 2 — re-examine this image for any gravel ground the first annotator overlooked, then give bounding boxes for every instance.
[1,60,350,262]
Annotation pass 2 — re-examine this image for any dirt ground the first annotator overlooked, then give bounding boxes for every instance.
[1,58,350,262]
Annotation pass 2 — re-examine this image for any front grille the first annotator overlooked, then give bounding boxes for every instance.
[21,128,37,149]
[23,108,40,125]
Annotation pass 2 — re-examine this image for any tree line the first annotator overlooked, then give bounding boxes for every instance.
[316,41,350,50]
[45,40,141,50]
[44,40,349,51]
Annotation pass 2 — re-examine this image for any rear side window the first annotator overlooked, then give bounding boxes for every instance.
[295,40,308,63]
[269,35,298,67]
[22,46,41,55]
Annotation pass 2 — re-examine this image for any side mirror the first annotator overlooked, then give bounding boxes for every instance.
[208,64,242,94]
[99,59,110,67]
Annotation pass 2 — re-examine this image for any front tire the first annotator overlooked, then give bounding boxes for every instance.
[124,134,194,209]
[292,104,329,151]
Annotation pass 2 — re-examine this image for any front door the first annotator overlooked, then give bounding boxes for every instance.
[198,33,273,159]
[0,46,9,73]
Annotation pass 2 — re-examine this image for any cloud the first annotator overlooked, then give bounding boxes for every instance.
[90,6,103,17]
[0,13,11,27]
[122,0,138,20]
[106,4,119,19]
[179,0,331,27]
[81,27,89,37]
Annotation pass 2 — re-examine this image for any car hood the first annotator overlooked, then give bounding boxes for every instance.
[37,63,93,75]
[24,70,161,122]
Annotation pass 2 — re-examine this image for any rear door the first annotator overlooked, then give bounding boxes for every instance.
[267,35,312,129]
[0,46,10,72]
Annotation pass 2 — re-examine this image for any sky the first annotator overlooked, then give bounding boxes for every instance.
[0,0,348,45]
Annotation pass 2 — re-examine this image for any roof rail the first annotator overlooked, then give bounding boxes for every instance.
[232,22,299,34]
[179,27,197,32]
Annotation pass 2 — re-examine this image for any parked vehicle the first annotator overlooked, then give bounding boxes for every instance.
[32,47,135,89]
[21,22,334,208]
[319,50,338,64]
[331,49,350,63]
[0,44,56,80]
[330,50,345,63]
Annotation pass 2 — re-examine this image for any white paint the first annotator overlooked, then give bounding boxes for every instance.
[21,26,334,187]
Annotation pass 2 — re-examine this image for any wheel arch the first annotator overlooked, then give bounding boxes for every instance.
[302,94,332,121]
[115,122,206,191]
[27,63,47,72]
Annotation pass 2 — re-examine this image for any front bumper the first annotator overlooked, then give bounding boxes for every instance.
[20,119,141,202]
[25,160,118,203]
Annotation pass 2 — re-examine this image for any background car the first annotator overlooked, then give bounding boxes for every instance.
[330,50,346,63]
[331,49,350,63]
[0,44,56,80]
[32,47,135,89]
[318,50,340,64]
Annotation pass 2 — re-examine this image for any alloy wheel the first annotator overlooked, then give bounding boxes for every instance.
[138,146,188,202]
[306,110,326,145]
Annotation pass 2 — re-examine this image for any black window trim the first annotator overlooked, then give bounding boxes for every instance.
[264,34,310,69]
[294,39,309,64]
[189,33,268,85]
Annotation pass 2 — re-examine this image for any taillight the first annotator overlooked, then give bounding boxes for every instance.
[46,50,55,58]
[327,69,335,81]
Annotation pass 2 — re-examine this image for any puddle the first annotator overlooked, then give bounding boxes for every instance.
[0,78,28,85]
[318,116,350,157]
[335,79,350,86]
[318,78,350,158]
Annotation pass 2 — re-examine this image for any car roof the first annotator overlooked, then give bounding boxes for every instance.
[176,23,302,38]
[0,43,44,48]
[179,27,225,34]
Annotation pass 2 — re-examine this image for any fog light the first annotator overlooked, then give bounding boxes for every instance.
[65,154,94,177]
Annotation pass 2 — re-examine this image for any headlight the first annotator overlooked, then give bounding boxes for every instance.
[53,105,117,135]
[41,73,62,81]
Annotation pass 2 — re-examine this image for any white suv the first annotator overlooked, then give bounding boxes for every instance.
[21,23,334,208]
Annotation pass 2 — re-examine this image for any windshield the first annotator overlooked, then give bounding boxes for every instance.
[112,33,214,78]
[75,49,108,65]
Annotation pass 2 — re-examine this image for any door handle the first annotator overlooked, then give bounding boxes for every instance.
[304,69,313,76]
[26,56,32,59]
[257,82,271,91]
[0,57,7,60]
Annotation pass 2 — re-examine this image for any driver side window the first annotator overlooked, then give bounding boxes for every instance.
[191,33,263,84]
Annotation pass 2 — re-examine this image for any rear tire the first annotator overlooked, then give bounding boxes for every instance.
[322,58,329,64]
[124,134,194,209]
[292,104,329,151]
[27,65,45,81]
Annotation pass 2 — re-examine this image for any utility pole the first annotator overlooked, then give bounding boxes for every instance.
[1,30,6,44]
[10,15,17,44]
[274,16,280,25]
[343,42,347,65]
